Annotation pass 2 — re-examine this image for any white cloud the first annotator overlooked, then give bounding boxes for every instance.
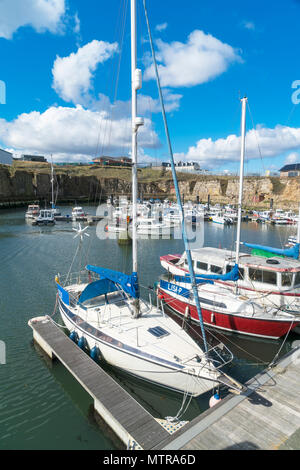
[175,125,300,169]
[74,12,80,34]
[0,0,67,39]
[52,40,118,105]
[144,30,242,88]
[285,152,299,164]
[0,105,160,161]
[93,89,182,118]
[155,23,168,32]
[242,21,256,31]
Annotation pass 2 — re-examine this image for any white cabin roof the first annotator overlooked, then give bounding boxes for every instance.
[183,247,300,272]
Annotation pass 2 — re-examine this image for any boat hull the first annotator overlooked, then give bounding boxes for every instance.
[58,299,218,397]
[158,288,299,340]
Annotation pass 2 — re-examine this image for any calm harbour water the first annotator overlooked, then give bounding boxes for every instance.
[0,205,299,450]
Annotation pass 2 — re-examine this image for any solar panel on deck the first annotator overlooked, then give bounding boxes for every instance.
[148,326,169,338]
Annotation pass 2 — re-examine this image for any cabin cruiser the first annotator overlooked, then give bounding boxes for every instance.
[32,209,55,226]
[160,245,300,311]
[72,207,85,221]
[25,204,40,219]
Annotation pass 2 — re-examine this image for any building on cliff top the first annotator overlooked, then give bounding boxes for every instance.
[280,163,300,178]
[92,156,132,167]
[162,161,207,174]
[0,148,13,165]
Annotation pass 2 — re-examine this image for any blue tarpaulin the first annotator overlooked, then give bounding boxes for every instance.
[243,242,300,260]
[78,278,118,304]
[86,265,140,299]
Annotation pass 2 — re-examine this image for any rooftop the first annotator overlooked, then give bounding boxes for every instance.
[280,163,300,172]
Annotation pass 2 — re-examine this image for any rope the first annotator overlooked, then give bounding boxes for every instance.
[268,318,295,368]
[50,292,59,317]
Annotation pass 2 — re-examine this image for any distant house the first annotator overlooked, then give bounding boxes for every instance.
[163,161,203,173]
[92,156,132,167]
[0,148,13,165]
[280,163,300,178]
[20,154,47,163]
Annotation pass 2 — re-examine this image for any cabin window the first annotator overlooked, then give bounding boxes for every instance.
[249,268,262,282]
[196,261,208,271]
[184,259,194,267]
[282,273,293,287]
[294,271,300,286]
[210,265,223,274]
[249,268,277,285]
[262,270,277,285]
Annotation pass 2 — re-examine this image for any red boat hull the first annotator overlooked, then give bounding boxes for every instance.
[158,288,299,339]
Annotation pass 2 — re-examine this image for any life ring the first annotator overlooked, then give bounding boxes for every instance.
[266,258,280,265]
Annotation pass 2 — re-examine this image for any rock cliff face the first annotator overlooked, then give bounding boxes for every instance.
[0,164,299,209]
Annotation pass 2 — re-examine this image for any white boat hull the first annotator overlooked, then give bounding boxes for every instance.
[58,299,221,397]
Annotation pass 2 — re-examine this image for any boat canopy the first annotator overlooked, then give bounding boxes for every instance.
[242,242,300,260]
[86,265,139,299]
[78,278,118,304]
[175,263,239,284]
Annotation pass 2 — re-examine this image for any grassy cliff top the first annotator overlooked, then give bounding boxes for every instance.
[4,161,274,183]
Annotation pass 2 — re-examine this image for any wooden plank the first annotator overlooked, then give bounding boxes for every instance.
[159,345,300,450]
[29,317,170,449]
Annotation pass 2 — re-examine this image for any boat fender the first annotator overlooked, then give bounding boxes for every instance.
[78,336,89,352]
[209,393,221,408]
[211,313,215,324]
[90,345,102,362]
[69,331,79,343]
[184,306,190,318]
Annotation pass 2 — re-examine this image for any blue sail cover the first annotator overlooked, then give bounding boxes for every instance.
[56,282,70,305]
[78,279,118,304]
[174,263,239,284]
[243,242,300,260]
[86,265,139,299]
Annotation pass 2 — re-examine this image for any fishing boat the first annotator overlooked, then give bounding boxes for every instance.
[55,0,239,397]
[72,206,85,220]
[158,98,300,338]
[211,212,233,225]
[25,204,40,219]
[32,209,55,226]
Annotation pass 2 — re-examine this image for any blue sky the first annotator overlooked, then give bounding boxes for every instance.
[0,0,300,175]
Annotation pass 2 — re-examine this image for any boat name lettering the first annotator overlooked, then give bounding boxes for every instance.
[160,280,189,297]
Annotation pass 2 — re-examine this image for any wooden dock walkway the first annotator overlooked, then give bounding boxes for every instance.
[28,316,172,450]
[29,315,300,451]
[157,345,300,450]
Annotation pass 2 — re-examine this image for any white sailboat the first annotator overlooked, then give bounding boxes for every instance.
[55,0,239,397]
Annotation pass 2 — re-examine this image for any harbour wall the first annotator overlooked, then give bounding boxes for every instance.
[0,164,299,209]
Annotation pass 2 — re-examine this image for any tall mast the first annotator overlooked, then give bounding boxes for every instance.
[235,97,247,267]
[50,155,54,209]
[131,0,143,316]
[143,0,208,353]
[297,203,300,244]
